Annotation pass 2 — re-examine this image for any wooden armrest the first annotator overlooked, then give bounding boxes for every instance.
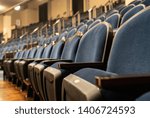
[95,74,150,90]
[59,62,106,70]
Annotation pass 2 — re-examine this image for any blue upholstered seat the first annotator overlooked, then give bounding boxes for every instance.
[120,4,135,16]
[62,7,150,101]
[106,10,119,17]
[142,0,150,6]
[33,25,88,100]
[88,19,101,29]
[86,19,94,26]
[43,22,113,101]
[129,0,142,5]
[105,13,121,29]
[121,4,145,25]
[31,28,77,99]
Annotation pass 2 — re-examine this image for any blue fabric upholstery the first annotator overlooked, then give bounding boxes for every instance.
[18,51,25,59]
[34,46,44,58]
[42,45,53,58]
[42,22,112,101]
[74,68,117,84]
[23,50,31,59]
[106,10,119,17]
[61,24,88,61]
[28,47,37,59]
[97,15,105,21]
[75,22,111,62]
[136,92,150,101]
[120,4,135,16]
[66,28,77,39]
[86,19,94,26]
[88,19,101,29]
[58,31,68,41]
[105,13,121,29]
[77,22,84,29]
[14,52,20,59]
[129,0,142,5]
[63,6,150,101]
[142,0,150,6]
[107,7,150,74]
[50,28,77,59]
[121,4,145,25]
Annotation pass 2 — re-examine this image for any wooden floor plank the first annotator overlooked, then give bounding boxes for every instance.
[0,80,27,101]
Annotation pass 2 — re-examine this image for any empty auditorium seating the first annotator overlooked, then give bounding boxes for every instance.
[2,0,150,102]
[43,22,113,101]
[129,0,142,5]
[142,0,150,6]
[120,4,135,16]
[61,7,150,101]
[30,27,77,100]
[120,4,145,25]
[88,19,101,29]
[105,13,121,29]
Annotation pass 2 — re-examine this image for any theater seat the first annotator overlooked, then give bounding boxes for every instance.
[142,0,150,6]
[120,4,145,25]
[62,7,150,101]
[105,13,121,29]
[120,4,135,16]
[43,22,113,101]
[88,19,101,29]
[3,51,23,81]
[129,0,142,5]
[15,47,37,88]
[31,27,77,100]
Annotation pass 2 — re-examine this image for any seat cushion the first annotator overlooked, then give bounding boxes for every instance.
[74,68,117,84]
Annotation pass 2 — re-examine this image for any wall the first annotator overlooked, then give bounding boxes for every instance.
[20,9,38,27]
[89,0,109,8]
[125,0,134,5]
[84,0,109,11]
[3,15,11,42]
[0,15,3,33]
[4,0,39,27]
[50,0,68,19]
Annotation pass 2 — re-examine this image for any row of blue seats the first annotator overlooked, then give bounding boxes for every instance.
[2,0,150,101]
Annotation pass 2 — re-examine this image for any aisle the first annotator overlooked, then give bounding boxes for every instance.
[0,80,27,101]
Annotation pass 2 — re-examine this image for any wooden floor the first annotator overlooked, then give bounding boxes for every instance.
[0,80,27,101]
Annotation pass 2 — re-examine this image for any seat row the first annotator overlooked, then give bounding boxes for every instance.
[3,0,150,101]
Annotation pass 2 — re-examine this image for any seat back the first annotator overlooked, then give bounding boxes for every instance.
[120,4,135,16]
[88,19,101,29]
[77,22,84,29]
[34,46,44,58]
[18,50,25,59]
[106,9,119,17]
[13,51,20,59]
[105,13,121,29]
[107,7,150,74]
[75,22,113,63]
[121,4,145,25]
[41,45,53,58]
[97,15,105,21]
[142,0,150,6]
[28,47,37,59]
[22,49,31,59]
[61,24,88,61]
[86,19,94,26]
[129,0,142,5]
[50,28,76,59]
